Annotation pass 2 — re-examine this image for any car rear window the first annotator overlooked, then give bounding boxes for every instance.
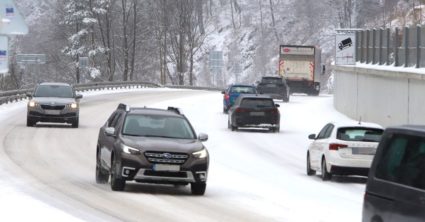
[375,133,425,190]
[34,85,74,98]
[230,86,255,94]
[240,98,274,108]
[337,127,383,142]
[122,114,196,139]
[261,78,282,84]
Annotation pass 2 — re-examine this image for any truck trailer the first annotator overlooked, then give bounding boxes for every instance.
[278,45,322,95]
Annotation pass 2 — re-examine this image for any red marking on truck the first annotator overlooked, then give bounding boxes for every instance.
[309,62,314,80]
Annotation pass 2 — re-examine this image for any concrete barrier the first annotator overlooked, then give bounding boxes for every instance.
[334,65,425,127]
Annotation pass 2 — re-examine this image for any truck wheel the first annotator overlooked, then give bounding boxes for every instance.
[110,155,125,191]
[191,182,206,195]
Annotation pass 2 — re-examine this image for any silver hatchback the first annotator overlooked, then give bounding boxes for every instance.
[26,82,82,127]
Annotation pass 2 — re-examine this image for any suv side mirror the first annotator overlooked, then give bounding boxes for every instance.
[105,127,116,137]
[308,134,316,140]
[75,94,83,99]
[275,104,280,108]
[198,133,208,142]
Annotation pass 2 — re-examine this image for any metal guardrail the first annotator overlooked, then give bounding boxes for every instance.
[0,81,222,105]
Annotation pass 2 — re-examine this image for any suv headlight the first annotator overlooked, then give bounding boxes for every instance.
[28,100,38,107]
[193,148,208,158]
[122,144,141,155]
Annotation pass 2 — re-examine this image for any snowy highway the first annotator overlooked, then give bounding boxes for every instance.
[0,88,365,222]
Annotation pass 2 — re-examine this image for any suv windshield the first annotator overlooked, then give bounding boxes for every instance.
[241,98,274,108]
[34,85,74,98]
[337,127,383,142]
[230,86,256,94]
[261,78,282,84]
[122,114,196,139]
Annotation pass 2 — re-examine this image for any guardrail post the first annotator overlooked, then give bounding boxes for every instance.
[372,29,376,64]
[366,30,370,63]
[417,25,421,68]
[405,26,409,67]
[395,27,400,67]
[386,28,390,65]
[360,30,364,63]
[379,28,383,65]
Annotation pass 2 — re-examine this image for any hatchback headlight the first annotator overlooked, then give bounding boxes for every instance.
[122,144,141,155]
[70,102,78,109]
[193,148,208,158]
[28,100,38,107]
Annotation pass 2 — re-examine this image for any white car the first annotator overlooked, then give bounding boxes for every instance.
[306,121,384,180]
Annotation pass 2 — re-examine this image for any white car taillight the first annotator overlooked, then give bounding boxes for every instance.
[329,143,348,151]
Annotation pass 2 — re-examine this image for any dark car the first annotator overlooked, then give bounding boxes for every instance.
[228,94,280,132]
[362,125,425,222]
[26,82,82,127]
[95,104,209,195]
[256,76,290,102]
[222,84,257,113]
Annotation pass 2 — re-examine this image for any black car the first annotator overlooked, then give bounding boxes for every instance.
[256,76,290,102]
[26,82,82,127]
[228,95,280,132]
[95,104,209,195]
[362,125,425,222]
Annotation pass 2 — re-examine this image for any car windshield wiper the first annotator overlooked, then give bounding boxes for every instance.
[141,135,188,139]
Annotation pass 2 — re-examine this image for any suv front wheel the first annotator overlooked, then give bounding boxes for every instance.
[110,155,126,191]
[191,182,206,195]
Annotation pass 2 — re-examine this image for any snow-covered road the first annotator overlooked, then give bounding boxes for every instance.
[0,89,366,221]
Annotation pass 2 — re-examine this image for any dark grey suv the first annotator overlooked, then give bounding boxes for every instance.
[363,125,425,222]
[95,104,209,195]
[27,82,82,127]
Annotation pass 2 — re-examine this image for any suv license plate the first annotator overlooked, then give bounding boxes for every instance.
[45,110,61,115]
[153,164,180,172]
[250,112,264,116]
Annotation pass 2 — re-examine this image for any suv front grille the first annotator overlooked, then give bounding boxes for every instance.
[41,105,65,110]
[144,151,189,165]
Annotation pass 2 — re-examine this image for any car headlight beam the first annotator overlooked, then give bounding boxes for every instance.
[122,144,141,155]
[70,102,78,109]
[193,149,208,158]
[28,100,37,107]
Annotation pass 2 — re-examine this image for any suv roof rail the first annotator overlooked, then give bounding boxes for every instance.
[117,103,130,111]
[167,106,182,115]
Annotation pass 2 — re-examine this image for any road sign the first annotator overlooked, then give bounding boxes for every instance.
[16,54,46,64]
[335,32,356,65]
[0,0,28,35]
[0,36,8,73]
[79,57,88,69]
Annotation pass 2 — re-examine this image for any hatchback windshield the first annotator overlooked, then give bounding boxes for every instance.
[34,85,74,98]
[230,86,256,94]
[122,114,196,139]
[241,98,274,108]
[337,127,383,142]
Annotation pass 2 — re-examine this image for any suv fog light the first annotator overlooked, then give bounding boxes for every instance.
[196,172,207,181]
[122,167,136,177]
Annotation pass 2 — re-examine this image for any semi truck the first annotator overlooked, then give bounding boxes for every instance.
[278,45,323,95]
